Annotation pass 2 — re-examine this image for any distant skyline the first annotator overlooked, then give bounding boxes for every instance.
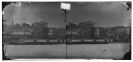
[3,2,131,27]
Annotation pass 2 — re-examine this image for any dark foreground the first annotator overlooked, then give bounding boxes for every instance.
[4,42,130,60]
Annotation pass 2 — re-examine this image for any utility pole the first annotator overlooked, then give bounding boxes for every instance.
[22,22,25,40]
[24,23,25,40]
[61,3,71,59]
[11,19,14,33]
[12,19,14,25]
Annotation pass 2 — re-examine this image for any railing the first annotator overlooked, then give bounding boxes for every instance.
[3,38,131,45]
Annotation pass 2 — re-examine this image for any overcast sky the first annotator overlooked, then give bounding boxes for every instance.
[3,2,131,27]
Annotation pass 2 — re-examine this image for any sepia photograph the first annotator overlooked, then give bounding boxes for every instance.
[2,1,131,60]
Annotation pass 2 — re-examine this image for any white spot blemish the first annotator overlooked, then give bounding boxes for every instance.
[19,2,21,6]
[61,3,71,10]
[16,2,21,7]
[2,11,4,15]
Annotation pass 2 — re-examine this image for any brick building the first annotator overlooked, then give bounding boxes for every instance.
[95,27,106,39]
[31,21,48,39]
[78,21,95,39]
